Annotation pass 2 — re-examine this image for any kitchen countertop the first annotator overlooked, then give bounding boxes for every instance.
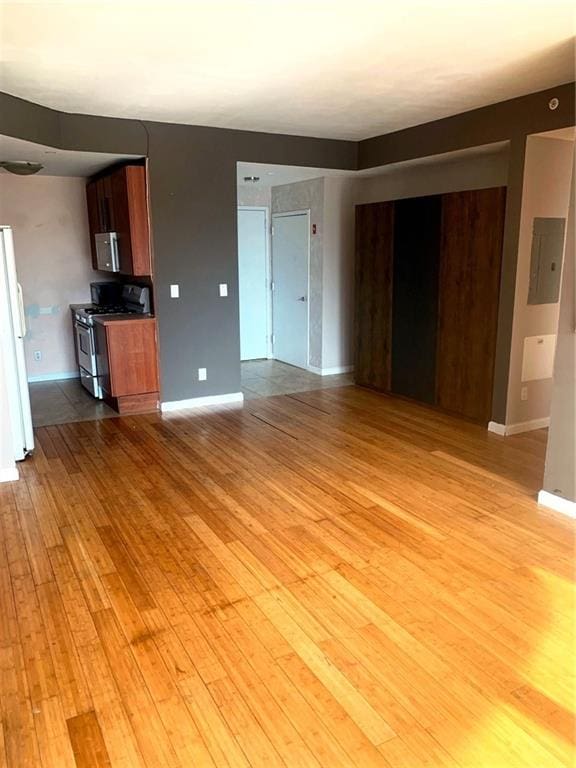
[92,314,155,326]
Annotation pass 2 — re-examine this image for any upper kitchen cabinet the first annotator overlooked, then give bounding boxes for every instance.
[86,164,152,277]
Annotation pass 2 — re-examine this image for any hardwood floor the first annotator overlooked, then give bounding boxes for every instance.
[1,386,574,767]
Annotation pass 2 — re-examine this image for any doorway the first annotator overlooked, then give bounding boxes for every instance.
[236,163,354,400]
[271,210,310,370]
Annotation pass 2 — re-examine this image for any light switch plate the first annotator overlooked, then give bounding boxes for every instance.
[198,367,207,381]
[170,284,179,298]
[219,283,228,297]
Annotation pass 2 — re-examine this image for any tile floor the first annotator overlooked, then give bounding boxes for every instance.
[29,379,118,427]
[241,359,353,399]
[28,361,353,427]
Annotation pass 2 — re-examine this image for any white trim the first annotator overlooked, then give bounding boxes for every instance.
[537,490,576,518]
[27,371,79,383]
[506,417,550,435]
[307,364,354,376]
[161,391,244,413]
[0,467,19,483]
[487,417,550,436]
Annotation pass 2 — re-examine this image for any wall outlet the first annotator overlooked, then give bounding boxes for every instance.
[521,386,528,401]
[198,367,207,381]
[33,350,42,362]
[219,283,228,297]
[170,284,180,298]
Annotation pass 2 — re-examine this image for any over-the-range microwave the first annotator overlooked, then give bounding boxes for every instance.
[94,232,120,272]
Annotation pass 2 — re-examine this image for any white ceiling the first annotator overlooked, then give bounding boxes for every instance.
[0,135,138,176]
[1,1,574,140]
[237,142,510,187]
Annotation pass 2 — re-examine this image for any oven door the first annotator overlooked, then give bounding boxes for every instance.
[79,366,101,398]
[75,320,97,376]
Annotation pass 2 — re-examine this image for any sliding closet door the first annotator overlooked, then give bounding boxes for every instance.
[390,196,441,404]
[436,187,506,422]
[354,202,394,390]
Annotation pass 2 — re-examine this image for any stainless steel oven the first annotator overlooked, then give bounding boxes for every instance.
[74,317,102,398]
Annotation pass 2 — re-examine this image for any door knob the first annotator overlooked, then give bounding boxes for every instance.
[298,296,307,302]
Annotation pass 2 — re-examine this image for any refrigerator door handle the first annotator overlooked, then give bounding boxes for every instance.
[16,282,26,339]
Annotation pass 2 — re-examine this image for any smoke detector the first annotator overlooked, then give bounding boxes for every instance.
[243,175,260,183]
[0,161,44,175]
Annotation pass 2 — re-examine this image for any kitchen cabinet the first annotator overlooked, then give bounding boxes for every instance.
[354,186,506,423]
[94,316,159,414]
[86,164,152,276]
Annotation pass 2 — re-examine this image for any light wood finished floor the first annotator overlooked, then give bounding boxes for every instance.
[1,386,574,767]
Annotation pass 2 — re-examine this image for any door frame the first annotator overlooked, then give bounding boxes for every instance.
[237,206,273,359]
[271,209,311,368]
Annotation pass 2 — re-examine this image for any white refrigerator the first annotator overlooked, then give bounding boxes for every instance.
[0,226,34,460]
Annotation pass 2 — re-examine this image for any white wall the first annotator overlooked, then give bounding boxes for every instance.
[0,174,94,381]
[238,184,271,208]
[541,169,575,504]
[506,136,574,427]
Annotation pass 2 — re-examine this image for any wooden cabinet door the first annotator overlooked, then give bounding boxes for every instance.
[106,320,159,397]
[111,166,151,276]
[436,187,506,422]
[99,176,115,232]
[391,196,441,404]
[354,202,394,391]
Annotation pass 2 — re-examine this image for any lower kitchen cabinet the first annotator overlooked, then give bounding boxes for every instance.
[94,317,159,414]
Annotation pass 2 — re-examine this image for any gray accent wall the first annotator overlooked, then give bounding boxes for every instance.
[0,83,574,413]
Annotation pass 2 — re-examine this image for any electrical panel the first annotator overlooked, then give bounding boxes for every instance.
[528,217,566,305]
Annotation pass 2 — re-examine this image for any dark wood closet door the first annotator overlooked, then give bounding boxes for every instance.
[390,195,442,404]
[436,187,506,422]
[354,202,394,391]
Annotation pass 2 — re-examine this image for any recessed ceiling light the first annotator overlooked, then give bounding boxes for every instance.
[243,175,260,183]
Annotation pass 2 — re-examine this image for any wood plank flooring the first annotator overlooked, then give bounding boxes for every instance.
[1,386,574,767]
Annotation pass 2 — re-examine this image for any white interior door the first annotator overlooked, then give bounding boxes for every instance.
[272,212,309,369]
[237,208,269,360]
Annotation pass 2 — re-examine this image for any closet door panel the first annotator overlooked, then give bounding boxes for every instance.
[391,196,441,404]
[354,202,394,391]
[437,187,506,422]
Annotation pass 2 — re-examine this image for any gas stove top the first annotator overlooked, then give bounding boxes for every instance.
[83,304,135,315]
[74,304,138,325]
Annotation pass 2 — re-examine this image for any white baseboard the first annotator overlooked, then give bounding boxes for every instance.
[538,490,576,519]
[161,391,244,413]
[27,371,79,383]
[0,466,19,483]
[306,365,354,377]
[488,417,550,436]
